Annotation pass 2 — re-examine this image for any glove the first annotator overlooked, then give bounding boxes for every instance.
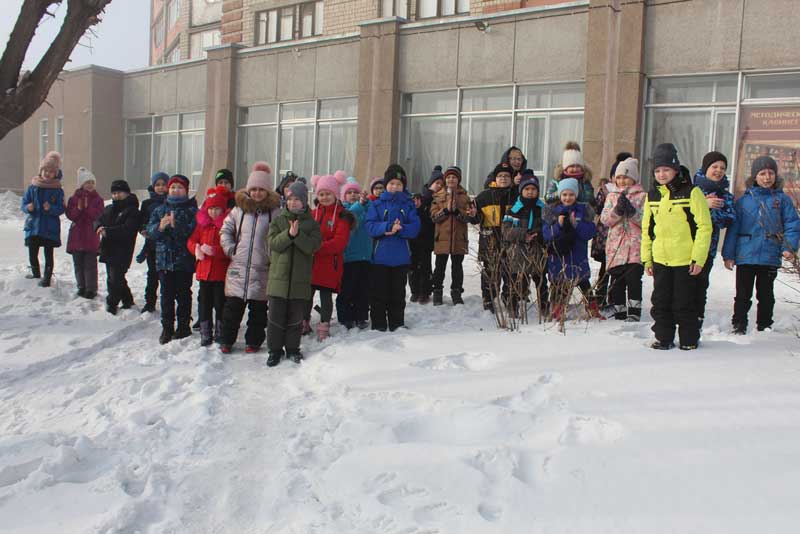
[195,244,205,261]
[135,249,147,264]
[614,194,633,216]
[200,244,215,256]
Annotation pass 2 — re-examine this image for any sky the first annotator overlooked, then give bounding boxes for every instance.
[0,0,150,73]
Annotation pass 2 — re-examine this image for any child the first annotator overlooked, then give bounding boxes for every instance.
[96,180,140,314]
[275,170,298,207]
[147,174,198,344]
[337,177,373,329]
[472,162,516,312]
[307,171,353,341]
[365,164,421,331]
[367,176,385,201]
[22,150,65,287]
[187,185,233,346]
[502,172,548,318]
[266,181,322,366]
[214,168,237,208]
[600,157,646,321]
[722,156,800,334]
[693,151,735,329]
[641,143,712,350]
[66,167,104,299]
[408,166,443,304]
[543,178,600,321]
[218,162,281,353]
[137,171,169,313]
[545,142,595,206]
[430,166,471,306]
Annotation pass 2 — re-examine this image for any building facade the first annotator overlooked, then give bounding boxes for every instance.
[2,0,800,200]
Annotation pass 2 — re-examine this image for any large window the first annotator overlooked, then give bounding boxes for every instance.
[381,0,408,17]
[399,83,585,193]
[124,113,205,192]
[153,15,164,47]
[39,118,48,161]
[190,29,221,59]
[191,0,223,27]
[165,44,181,64]
[256,1,323,45]
[236,97,357,187]
[166,0,180,29]
[417,0,468,19]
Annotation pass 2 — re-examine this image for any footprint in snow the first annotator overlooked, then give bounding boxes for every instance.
[410,352,497,372]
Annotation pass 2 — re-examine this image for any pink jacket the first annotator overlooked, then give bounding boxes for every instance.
[599,183,646,270]
[66,188,104,253]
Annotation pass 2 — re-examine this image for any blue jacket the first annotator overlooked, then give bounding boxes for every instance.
[147,195,198,272]
[722,182,800,268]
[542,202,596,281]
[365,191,421,267]
[342,200,373,263]
[21,185,65,246]
[693,170,736,262]
[504,197,545,231]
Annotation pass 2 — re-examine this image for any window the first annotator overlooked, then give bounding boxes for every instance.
[167,0,180,29]
[381,0,408,18]
[399,83,585,193]
[236,98,357,186]
[55,116,63,155]
[417,0,468,19]
[39,118,48,161]
[124,113,205,191]
[153,15,164,47]
[191,0,223,27]
[165,44,181,64]
[190,29,221,58]
[256,1,323,45]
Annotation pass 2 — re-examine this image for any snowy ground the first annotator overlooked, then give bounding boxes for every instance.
[2,190,800,533]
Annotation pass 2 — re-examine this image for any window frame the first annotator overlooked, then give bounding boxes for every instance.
[166,0,180,29]
[153,13,165,47]
[416,0,468,19]
[255,1,323,45]
[39,118,49,162]
[54,116,63,156]
[381,0,408,18]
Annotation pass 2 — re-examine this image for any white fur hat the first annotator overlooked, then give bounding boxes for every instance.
[562,141,584,169]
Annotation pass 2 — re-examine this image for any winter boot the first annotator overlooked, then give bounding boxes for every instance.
[84,290,96,300]
[432,292,443,306]
[141,302,156,313]
[626,300,641,322]
[39,265,53,287]
[25,264,41,280]
[301,320,312,336]
[174,319,192,340]
[650,340,675,350]
[287,352,304,364]
[732,323,747,335]
[77,288,86,298]
[159,323,174,345]
[451,291,464,305]
[200,321,213,347]
[679,343,698,351]
[106,303,118,315]
[483,299,495,313]
[357,320,370,330]
[586,300,606,320]
[192,318,201,330]
[418,294,431,305]
[245,345,261,354]
[316,322,330,342]
[219,344,232,354]
[266,351,283,367]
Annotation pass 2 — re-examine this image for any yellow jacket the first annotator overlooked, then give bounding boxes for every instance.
[641,171,712,268]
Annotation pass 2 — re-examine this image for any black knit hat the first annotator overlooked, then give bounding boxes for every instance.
[430,165,444,182]
[215,168,234,187]
[751,156,778,180]
[651,143,680,172]
[701,152,728,175]
[493,162,513,180]
[110,179,131,194]
[384,163,407,189]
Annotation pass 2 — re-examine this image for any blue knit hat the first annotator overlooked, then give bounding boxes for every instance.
[151,171,169,187]
[518,169,539,192]
[557,178,580,196]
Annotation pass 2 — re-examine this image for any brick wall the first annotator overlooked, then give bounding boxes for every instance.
[324,0,378,36]
[471,0,577,16]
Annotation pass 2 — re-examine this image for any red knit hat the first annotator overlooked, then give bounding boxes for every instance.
[167,174,190,192]
[203,185,230,211]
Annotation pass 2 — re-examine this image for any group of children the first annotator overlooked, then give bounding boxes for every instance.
[20,140,800,360]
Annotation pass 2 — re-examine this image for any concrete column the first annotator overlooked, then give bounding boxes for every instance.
[201,43,243,196]
[354,18,402,182]
[583,0,646,183]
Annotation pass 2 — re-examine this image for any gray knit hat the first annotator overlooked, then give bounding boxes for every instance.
[614,158,640,183]
[288,180,309,209]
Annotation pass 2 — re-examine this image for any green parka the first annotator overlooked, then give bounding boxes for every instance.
[267,207,322,300]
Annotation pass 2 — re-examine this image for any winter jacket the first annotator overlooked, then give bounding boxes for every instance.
[412,188,435,251]
[722,178,800,268]
[140,186,167,238]
[542,202,596,281]
[641,167,713,269]
[220,189,281,300]
[21,181,65,246]
[430,185,471,255]
[342,200,373,263]
[96,193,140,267]
[66,188,104,254]
[545,165,595,206]
[147,196,198,272]
[187,207,231,282]
[267,207,322,300]
[693,170,736,261]
[600,183,646,270]
[473,184,517,232]
[311,201,353,291]
[591,179,611,261]
[365,191,421,267]
[502,196,545,272]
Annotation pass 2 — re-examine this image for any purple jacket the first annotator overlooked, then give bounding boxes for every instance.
[66,189,104,253]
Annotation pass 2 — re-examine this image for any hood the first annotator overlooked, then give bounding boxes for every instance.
[501,146,528,174]
[235,188,281,214]
[378,190,413,202]
[148,184,167,200]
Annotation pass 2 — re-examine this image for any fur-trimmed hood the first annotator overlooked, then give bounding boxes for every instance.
[235,188,281,214]
[551,162,593,184]
[745,174,785,190]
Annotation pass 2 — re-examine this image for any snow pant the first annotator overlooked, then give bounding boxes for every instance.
[408,245,433,298]
[27,238,55,278]
[479,233,511,304]
[432,254,464,296]
[71,252,98,294]
[370,264,408,331]
[608,263,644,307]
[267,297,306,355]
[106,264,134,308]
[220,296,267,348]
[144,244,159,308]
[650,263,700,346]
[198,280,226,324]
[159,270,193,327]
[693,258,714,321]
[336,261,370,327]
[732,264,778,330]
[305,286,334,323]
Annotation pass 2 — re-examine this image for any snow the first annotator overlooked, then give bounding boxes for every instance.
[2,191,800,533]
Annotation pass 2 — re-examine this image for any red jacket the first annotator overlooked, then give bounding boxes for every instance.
[187,207,230,282]
[311,201,352,291]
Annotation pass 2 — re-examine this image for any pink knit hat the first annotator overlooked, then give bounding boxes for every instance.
[311,170,347,200]
[340,176,361,198]
[246,161,272,191]
[40,151,62,173]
